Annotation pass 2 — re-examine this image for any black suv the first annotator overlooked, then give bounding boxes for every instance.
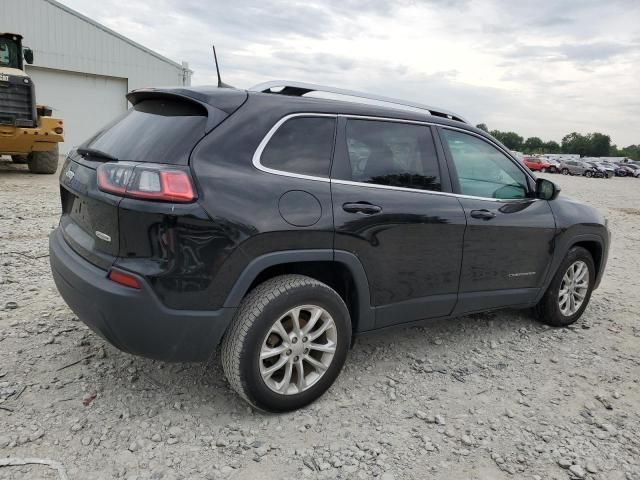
[49,81,610,412]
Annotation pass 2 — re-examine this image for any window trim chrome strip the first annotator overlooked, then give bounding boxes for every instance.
[252,112,539,203]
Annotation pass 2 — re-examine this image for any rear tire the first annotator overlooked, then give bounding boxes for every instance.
[562,168,569,175]
[11,155,29,164]
[585,171,593,178]
[28,145,59,174]
[534,246,595,327]
[221,274,351,412]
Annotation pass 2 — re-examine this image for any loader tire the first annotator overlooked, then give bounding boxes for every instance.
[28,145,59,174]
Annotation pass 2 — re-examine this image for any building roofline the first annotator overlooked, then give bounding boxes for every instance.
[45,0,192,72]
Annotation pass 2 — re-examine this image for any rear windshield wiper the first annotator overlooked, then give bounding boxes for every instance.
[76,147,119,162]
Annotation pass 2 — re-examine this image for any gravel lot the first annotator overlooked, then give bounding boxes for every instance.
[1,158,639,480]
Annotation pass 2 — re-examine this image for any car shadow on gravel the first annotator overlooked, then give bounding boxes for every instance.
[0,158,32,174]
[0,157,64,175]
[95,307,544,419]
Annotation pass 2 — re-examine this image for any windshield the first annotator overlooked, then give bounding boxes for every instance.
[0,37,20,69]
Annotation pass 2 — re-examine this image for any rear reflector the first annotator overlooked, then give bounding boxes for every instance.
[108,269,141,289]
[97,162,196,203]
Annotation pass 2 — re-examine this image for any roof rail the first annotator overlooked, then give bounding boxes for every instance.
[249,80,468,124]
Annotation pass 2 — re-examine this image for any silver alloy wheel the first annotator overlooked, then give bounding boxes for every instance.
[558,260,589,316]
[259,305,337,395]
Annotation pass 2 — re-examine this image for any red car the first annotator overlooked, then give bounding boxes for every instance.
[522,156,552,172]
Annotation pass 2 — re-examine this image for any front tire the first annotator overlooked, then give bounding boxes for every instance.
[562,168,569,175]
[221,274,351,412]
[585,170,593,178]
[534,246,595,327]
[28,145,59,174]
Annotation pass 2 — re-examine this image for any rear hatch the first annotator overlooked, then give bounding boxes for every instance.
[58,89,247,269]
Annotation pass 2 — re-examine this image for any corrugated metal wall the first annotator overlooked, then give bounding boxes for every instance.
[0,0,190,90]
[0,0,192,152]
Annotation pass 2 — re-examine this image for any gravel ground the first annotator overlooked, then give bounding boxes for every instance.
[1,158,639,480]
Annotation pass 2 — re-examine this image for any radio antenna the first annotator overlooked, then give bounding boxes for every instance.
[212,45,233,88]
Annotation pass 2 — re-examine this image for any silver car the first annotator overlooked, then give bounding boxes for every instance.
[588,161,614,178]
[560,160,599,177]
[543,157,561,173]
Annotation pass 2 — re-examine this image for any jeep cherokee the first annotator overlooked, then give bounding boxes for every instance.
[49,81,610,412]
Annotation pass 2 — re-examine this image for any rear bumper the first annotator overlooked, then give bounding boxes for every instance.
[49,228,236,362]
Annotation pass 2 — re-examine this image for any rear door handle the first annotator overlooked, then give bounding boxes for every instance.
[470,209,496,220]
[342,202,382,215]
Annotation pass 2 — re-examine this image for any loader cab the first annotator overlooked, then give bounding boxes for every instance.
[0,33,33,73]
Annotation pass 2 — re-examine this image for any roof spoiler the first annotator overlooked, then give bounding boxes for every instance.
[126,89,229,132]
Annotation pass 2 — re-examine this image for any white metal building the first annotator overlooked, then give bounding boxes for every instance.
[0,0,192,152]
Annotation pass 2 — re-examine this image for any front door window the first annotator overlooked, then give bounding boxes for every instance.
[441,129,529,199]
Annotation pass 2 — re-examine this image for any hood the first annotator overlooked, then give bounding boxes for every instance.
[0,67,27,77]
[552,194,607,227]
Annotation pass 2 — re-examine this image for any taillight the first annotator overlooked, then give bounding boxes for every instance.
[97,163,196,203]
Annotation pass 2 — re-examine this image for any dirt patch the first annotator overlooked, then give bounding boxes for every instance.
[614,207,640,216]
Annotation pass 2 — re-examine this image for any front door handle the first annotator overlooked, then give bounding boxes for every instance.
[342,202,382,215]
[470,209,496,220]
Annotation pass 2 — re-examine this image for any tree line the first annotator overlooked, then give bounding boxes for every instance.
[475,124,640,161]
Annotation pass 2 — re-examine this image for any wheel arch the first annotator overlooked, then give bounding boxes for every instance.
[571,238,603,280]
[539,233,607,304]
[223,250,375,334]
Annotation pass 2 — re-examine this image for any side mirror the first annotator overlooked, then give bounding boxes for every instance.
[23,47,34,64]
[536,178,560,200]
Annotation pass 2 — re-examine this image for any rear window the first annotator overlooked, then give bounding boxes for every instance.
[82,98,208,165]
[260,116,336,178]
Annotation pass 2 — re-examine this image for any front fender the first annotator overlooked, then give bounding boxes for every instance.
[538,196,610,301]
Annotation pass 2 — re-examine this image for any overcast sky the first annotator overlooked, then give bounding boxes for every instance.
[60,0,639,146]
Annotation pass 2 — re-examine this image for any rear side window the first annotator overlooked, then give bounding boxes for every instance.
[344,119,442,192]
[260,116,336,177]
[82,98,209,165]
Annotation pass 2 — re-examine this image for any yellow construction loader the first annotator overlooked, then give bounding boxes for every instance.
[0,33,63,174]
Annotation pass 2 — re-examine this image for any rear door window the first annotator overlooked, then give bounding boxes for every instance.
[82,98,208,165]
[260,116,336,178]
[342,119,442,192]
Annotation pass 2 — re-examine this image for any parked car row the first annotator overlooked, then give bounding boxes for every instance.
[521,156,640,178]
